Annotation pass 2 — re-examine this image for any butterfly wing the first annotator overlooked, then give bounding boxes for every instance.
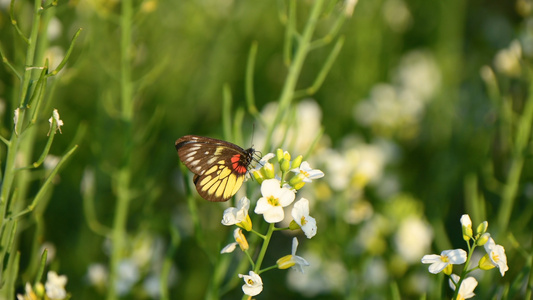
[175,135,254,202]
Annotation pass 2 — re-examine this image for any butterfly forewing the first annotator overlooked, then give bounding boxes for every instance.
[175,135,255,202]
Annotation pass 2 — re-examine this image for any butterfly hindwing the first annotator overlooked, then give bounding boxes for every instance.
[175,135,255,202]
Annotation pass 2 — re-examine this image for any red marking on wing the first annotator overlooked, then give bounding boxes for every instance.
[231,154,248,174]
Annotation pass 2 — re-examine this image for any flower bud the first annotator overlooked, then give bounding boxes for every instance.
[289,173,306,187]
[276,148,284,162]
[283,151,291,162]
[476,232,490,246]
[237,214,253,232]
[479,254,496,270]
[476,221,488,235]
[252,170,264,184]
[262,162,275,179]
[293,181,306,190]
[281,159,291,173]
[292,155,303,169]
[35,283,45,298]
[460,214,473,241]
[276,255,295,269]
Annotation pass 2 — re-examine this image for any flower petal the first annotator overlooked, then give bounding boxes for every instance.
[276,187,295,207]
[442,249,467,264]
[263,206,285,223]
[428,261,447,274]
[421,254,441,264]
[261,179,280,196]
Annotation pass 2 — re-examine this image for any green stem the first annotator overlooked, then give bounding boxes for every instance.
[452,242,476,300]
[262,0,325,152]
[107,0,135,299]
[121,0,134,121]
[245,41,263,125]
[258,264,278,274]
[0,1,45,289]
[222,84,233,140]
[0,0,43,219]
[253,223,275,273]
[239,223,275,300]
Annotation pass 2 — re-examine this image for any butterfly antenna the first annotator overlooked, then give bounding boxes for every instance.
[252,152,262,166]
[250,123,256,148]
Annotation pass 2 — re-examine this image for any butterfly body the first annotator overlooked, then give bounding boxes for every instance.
[175,135,255,202]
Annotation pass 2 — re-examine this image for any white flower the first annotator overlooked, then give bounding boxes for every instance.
[291,198,317,239]
[494,40,522,77]
[48,109,64,135]
[47,18,63,41]
[421,249,467,274]
[277,237,310,273]
[382,0,411,33]
[291,161,324,183]
[221,197,250,226]
[484,237,508,276]
[394,217,433,263]
[449,274,477,299]
[254,179,295,223]
[87,263,108,288]
[238,271,263,296]
[254,100,323,154]
[116,259,140,296]
[17,282,37,300]
[45,271,68,300]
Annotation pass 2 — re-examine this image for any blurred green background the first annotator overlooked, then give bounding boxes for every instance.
[0,0,531,299]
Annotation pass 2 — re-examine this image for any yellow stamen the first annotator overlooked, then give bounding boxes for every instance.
[267,195,280,206]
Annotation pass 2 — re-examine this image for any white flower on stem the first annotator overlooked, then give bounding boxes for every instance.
[290,161,324,183]
[238,271,263,296]
[449,274,477,299]
[48,109,64,135]
[17,282,37,300]
[483,237,508,276]
[221,196,252,230]
[291,198,317,239]
[421,249,467,275]
[45,271,68,300]
[254,179,295,223]
[277,237,310,273]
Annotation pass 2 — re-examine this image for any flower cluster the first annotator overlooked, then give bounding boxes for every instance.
[421,214,508,299]
[17,271,69,300]
[84,230,177,298]
[354,50,440,140]
[221,149,324,297]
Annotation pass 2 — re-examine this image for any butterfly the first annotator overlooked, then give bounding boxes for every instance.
[175,135,256,202]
